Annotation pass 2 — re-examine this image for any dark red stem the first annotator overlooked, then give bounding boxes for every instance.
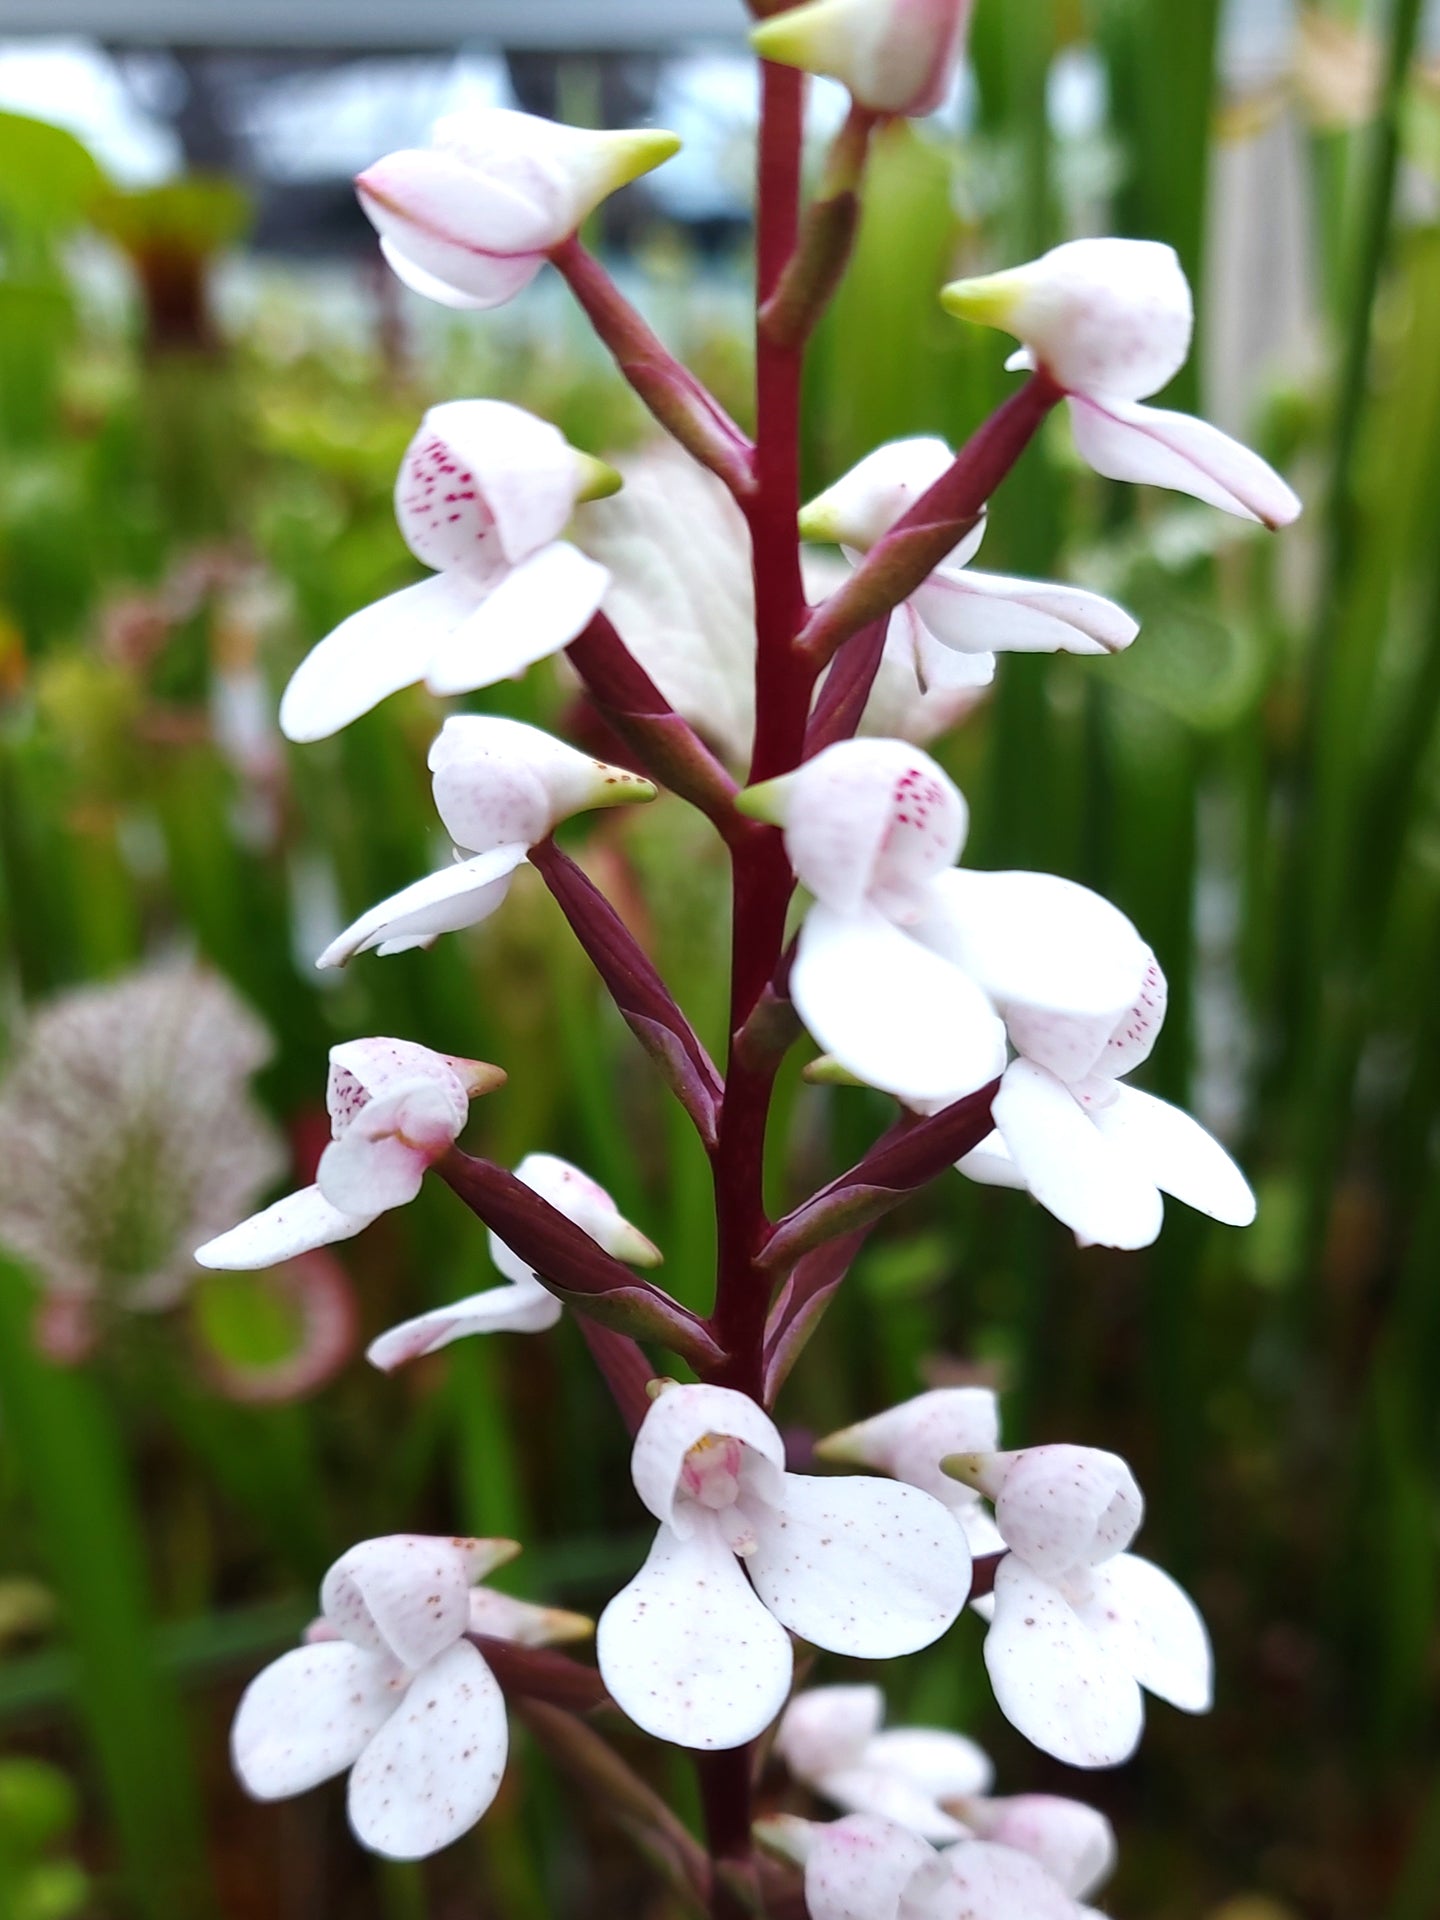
[804,614,889,756]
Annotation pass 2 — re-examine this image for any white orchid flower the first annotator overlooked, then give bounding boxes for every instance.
[943,239,1302,527]
[774,1685,993,1843]
[751,0,973,118]
[743,738,1256,1246]
[767,1814,1089,1920]
[316,716,655,967]
[195,1039,502,1270]
[799,438,1140,678]
[816,1388,1007,1559]
[774,1687,1117,1898]
[279,402,616,743]
[357,108,679,310]
[945,1445,1212,1768]
[595,1382,971,1751]
[367,1152,661,1370]
[232,1534,589,1860]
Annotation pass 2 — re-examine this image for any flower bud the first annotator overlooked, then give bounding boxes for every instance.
[799,437,958,551]
[359,109,680,310]
[752,0,973,118]
[963,1795,1116,1901]
[429,715,655,856]
[942,239,1193,402]
[946,1444,1143,1574]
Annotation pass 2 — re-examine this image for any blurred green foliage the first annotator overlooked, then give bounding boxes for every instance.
[2,5,1439,1917]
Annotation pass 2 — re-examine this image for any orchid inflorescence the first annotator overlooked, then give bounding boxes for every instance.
[196,1,1299,1908]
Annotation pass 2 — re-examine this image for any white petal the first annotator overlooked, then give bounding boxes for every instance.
[792,905,1007,1104]
[989,1446,1143,1574]
[317,849,525,969]
[818,1763,971,1843]
[278,574,479,743]
[939,1838,1082,1920]
[916,871,1151,1084]
[955,1130,1031,1191]
[801,438,955,550]
[358,148,552,305]
[466,1588,592,1649]
[366,1280,562,1370]
[968,1795,1117,1900]
[775,1685,885,1784]
[748,1473,970,1658]
[818,1389,1000,1506]
[321,1535,474,1668]
[1068,395,1302,528]
[1075,1553,1212,1713]
[347,1640,508,1859]
[328,1036,469,1111]
[379,235,521,310]
[424,541,609,695]
[803,1813,945,1920]
[1090,1085,1256,1227]
[772,739,967,920]
[993,1061,1164,1249]
[630,1383,785,1537]
[510,1151,661,1265]
[317,1079,461,1215]
[984,1558,1143,1767]
[595,1519,793,1750]
[416,400,579,569]
[910,569,1137,657]
[430,717,652,853]
[862,1728,994,1803]
[195,1184,374,1270]
[231,1641,404,1799]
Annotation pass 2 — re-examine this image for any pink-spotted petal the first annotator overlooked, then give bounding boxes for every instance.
[917,870,1151,1084]
[1074,1552,1212,1714]
[1090,1085,1256,1227]
[231,1640,404,1799]
[1068,394,1302,528]
[595,1518,794,1751]
[938,1838,1082,1920]
[317,1081,458,1216]
[990,1446,1143,1574]
[910,569,1137,658]
[748,1473,970,1658]
[366,1279,562,1371]
[278,573,480,744]
[316,848,525,969]
[781,739,967,920]
[803,1813,945,1920]
[327,1037,470,1116]
[630,1382,786,1537]
[420,401,579,566]
[195,1184,374,1270]
[993,1061,1164,1249]
[792,905,1007,1105]
[321,1534,474,1668]
[347,1639,508,1859]
[984,1557,1143,1768]
[424,541,609,695]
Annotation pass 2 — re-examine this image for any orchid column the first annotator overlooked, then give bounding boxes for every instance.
[196,3,1302,1914]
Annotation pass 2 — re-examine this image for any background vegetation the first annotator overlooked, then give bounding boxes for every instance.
[1,4,1438,1917]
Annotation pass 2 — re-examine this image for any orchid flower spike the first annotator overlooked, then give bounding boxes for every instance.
[231,1534,589,1858]
[595,1383,971,1751]
[739,740,1008,1103]
[358,107,680,310]
[196,1039,502,1269]
[317,716,654,967]
[775,1814,1090,1920]
[367,1152,660,1370]
[280,402,617,743]
[942,239,1302,527]
[751,0,973,118]
[943,1444,1213,1767]
[800,438,1139,684]
[817,1388,1006,1557]
[774,1685,993,1843]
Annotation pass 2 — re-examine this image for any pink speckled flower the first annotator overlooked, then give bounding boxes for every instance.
[231,1534,587,1859]
[196,1039,504,1269]
[596,1383,971,1751]
[315,716,654,967]
[943,240,1302,528]
[279,402,614,742]
[751,0,973,118]
[945,1445,1212,1768]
